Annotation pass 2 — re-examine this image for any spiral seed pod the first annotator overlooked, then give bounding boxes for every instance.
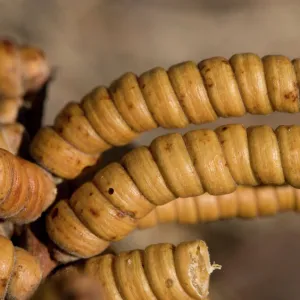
[36,241,217,300]
[138,185,300,229]
[0,148,56,224]
[84,240,218,300]
[46,123,300,261]
[0,39,50,124]
[0,235,42,300]
[31,54,300,179]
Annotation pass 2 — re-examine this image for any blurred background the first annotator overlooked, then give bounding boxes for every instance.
[1,0,300,299]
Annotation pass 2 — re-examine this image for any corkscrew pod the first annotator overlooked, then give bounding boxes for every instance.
[36,240,218,300]
[0,39,50,124]
[46,123,300,261]
[0,149,56,224]
[138,185,300,228]
[30,54,300,179]
[0,235,42,300]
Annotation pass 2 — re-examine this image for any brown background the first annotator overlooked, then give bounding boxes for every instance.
[1,1,300,299]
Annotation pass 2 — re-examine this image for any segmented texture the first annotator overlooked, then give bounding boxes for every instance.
[0,235,42,300]
[84,240,217,300]
[31,54,300,179]
[0,149,57,224]
[0,39,50,124]
[46,124,300,261]
[138,185,300,229]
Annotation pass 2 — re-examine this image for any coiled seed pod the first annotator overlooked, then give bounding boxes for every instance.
[0,148,56,224]
[47,124,300,261]
[138,185,300,229]
[0,39,50,124]
[85,240,219,300]
[31,54,300,179]
[0,235,42,300]
[37,240,218,300]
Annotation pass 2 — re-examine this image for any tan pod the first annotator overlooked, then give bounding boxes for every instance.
[46,124,300,261]
[84,240,219,300]
[0,236,42,300]
[0,39,50,124]
[0,149,56,224]
[30,53,300,179]
[138,185,299,229]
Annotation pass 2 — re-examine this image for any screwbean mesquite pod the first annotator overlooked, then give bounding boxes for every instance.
[31,54,300,179]
[46,123,300,261]
[138,185,300,228]
[0,235,42,300]
[0,149,56,224]
[37,240,218,300]
[0,39,50,124]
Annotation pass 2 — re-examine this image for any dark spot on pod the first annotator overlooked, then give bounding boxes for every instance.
[164,142,173,152]
[165,278,173,288]
[108,188,114,195]
[51,207,59,219]
[89,208,99,217]
[204,78,214,88]
[89,192,94,196]
[0,278,7,289]
[284,91,298,102]
[222,126,228,131]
